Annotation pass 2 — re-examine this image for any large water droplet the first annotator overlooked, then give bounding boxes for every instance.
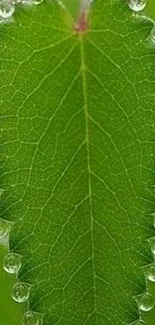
[22,311,39,325]
[12,282,30,303]
[147,265,155,282]
[128,0,146,12]
[3,252,21,274]
[137,293,154,311]
[0,219,9,239]
[0,1,15,19]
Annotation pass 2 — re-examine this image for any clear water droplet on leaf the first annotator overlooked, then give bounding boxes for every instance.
[0,1,15,19]
[0,219,9,239]
[147,265,155,282]
[3,252,21,274]
[137,293,154,311]
[128,0,146,12]
[22,311,39,325]
[12,282,30,303]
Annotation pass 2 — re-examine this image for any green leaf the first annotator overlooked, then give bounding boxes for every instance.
[1,1,155,324]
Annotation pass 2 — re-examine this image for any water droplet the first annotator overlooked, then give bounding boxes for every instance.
[22,311,39,325]
[150,238,155,254]
[0,219,9,239]
[3,252,21,274]
[137,293,154,311]
[147,265,155,282]
[0,1,15,19]
[12,282,30,303]
[128,0,146,12]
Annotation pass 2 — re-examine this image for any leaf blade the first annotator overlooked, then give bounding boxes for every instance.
[1,1,155,324]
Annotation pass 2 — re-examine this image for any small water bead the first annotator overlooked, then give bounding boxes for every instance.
[128,0,146,12]
[22,311,39,325]
[3,252,21,274]
[12,282,30,303]
[147,265,155,282]
[137,293,154,312]
[0,219,9,239]
[0,1,15,19]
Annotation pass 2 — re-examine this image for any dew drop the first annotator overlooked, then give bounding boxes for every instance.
[0,219,9,239]
[147,265,155,282]
[22,311,40,325]
[137,293,154,312]
[3,252,21,274]
[128,0,146,12]
[0,1,15,19]
[12,282,30,303]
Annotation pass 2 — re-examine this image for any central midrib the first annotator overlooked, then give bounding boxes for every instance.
[80,35,97,315]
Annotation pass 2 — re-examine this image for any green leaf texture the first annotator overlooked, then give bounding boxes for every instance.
[1,1,155,324]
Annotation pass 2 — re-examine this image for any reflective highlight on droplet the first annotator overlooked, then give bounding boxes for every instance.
[12,282,30,303]
[22,311,39,325]
[137,293,154,311]
[128,0,146,12]
[3,252,21,274]
[0,219,9,239]
[0,1,15,19]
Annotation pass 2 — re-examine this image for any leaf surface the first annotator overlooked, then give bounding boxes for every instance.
[1,1,155,324]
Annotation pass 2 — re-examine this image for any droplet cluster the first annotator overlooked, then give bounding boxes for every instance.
[0,217,41,324]
[0,0,44,22]
[126,1,155,316]
[126,3,155,319]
